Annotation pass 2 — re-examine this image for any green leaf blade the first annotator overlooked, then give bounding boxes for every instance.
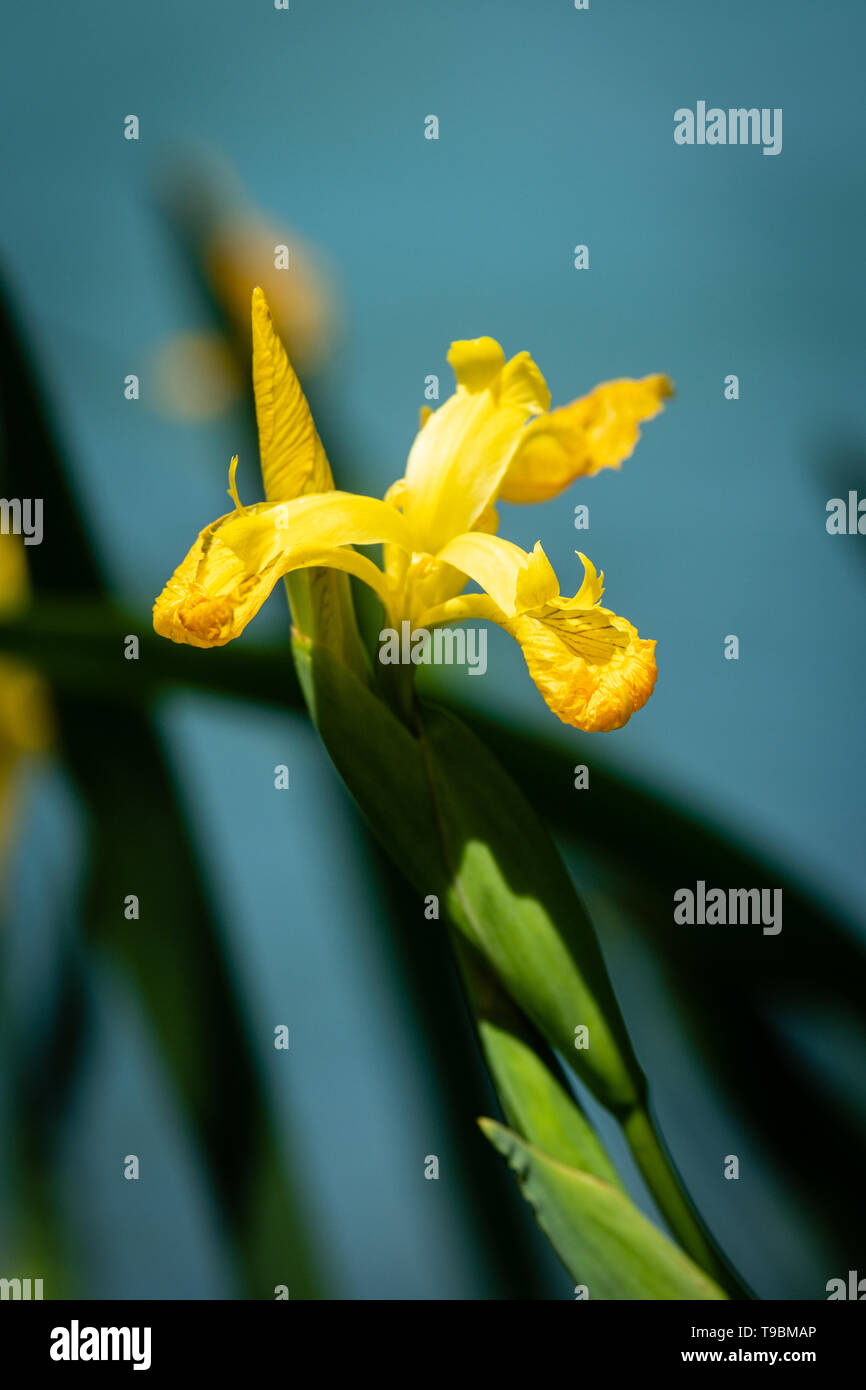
[480,1120,727,1301]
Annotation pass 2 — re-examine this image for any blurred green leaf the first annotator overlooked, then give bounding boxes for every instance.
[0,601,296,709]
[0,270,319,1298]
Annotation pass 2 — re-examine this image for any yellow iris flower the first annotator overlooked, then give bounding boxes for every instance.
[154,289,670,733]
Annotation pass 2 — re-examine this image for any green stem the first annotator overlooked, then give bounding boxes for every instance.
[284,571,370,688]
[377,656,417,727]
[623,1104,751,1298]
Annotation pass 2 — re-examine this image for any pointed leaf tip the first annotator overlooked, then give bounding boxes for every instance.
[480,1119,727,1301]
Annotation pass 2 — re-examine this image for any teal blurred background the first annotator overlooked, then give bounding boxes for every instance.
[0,0,864,1298]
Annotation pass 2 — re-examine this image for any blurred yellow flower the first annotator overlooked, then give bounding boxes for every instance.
[151,333,244,422]
[0,536,52,865]
[154,291,669,732]
[165,152,336,375]
[205,214,335,374]
[153,153,337,421]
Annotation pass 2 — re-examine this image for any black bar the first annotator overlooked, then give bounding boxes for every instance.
[1,1299,861,1375]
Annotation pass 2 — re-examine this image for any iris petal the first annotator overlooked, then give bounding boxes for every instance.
[402,338,549,550]
[433,533,558,617]
[251,286,334,502]
[501,375,672,503]
[417,547,656,733]
[153,491,411,647]
[507,602,657,732]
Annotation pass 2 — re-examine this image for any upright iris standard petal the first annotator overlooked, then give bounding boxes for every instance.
[401,337,550,551]
[251,286,334,502]
[500,375,673,503]
[251,288,371,675]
